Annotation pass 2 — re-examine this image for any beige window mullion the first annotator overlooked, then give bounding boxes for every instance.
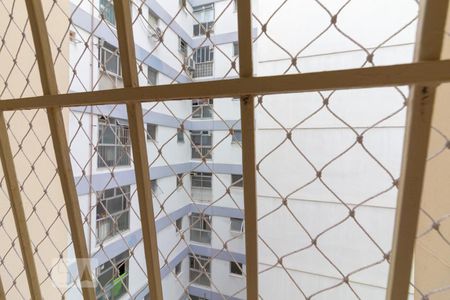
[237,0,259,299]
[387,1,450,299]
[0,112,43,300]
[24,0,96,299]
[112,1,164,299]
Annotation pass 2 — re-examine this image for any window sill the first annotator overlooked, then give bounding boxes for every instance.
[96,164,133,172]
[189,240,212,246]
[96,228,131,247]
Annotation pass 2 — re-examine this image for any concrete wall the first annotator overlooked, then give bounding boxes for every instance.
[0,0,70,299]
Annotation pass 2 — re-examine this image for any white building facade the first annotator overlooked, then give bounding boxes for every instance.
[65,0,418,299]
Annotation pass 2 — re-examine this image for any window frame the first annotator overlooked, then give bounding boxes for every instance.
[97,116,131,168]
[230,217,244,233]
[190,212,212,244]
[175,217,183,232]
[192,99,213,119]
[95,250,130,299]
[179,37,188,56]
[231,174,243,188]
[191,172,212,189]
[192,46,214,78]
[146,123,157,141]
[96,185,131,243]
[99,41,122,78]
[189,254,211,286]
[177,127,185,143]
[99,0,116,26]
[190,130,213,159]
[233,41,239,57]
[175,261,182,276]
[231,129,242,143]
[147,66,158,86]
[192,4,215,37]
[230,261,243,276]
[151,179,158,194]
[176,173,184,188]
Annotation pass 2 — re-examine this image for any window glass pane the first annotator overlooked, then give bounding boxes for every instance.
[231,174,243,187]
[99,0,116,25]
[232,130,242,143]
[230,218,243,232]
[233,41,239,56]
[175,262,182,275]
[230,262,243,275]
[96,251,129,298]
[148,67,158,85]
[177,128,184,143]
[148,11,158,29]
[147,124,157,140]
[96,186,130,242]
[151,179,158,193]
[176,217,182,231]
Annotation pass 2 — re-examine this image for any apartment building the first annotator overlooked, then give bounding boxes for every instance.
[67,1,244,299]
[2,0,448,300]
[65,0,420,299]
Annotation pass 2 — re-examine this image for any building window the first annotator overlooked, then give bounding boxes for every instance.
[99,0,116,26]
[96,251,129,299]
[191,131,212,159]
[233,41,239,56]
[190,213,212,244]
[176,217,183,232]
[193,4,214,36]
[231,174,243,188]
[177,127,185,143]
[189,254,211,286]
[148,10,158,31]
[148,66,158,85]
[179,37,188,56]
[151,179,158,194]
[230,217,244,232]
[96,186,130,243]
[99,41,121,77]
[175,261,182,276]
[191,172,212,189]
[192,99,213,119]
[176,173,184,188]
[193,46,214,78]
[191,172,212,201]
[98,117,131,168]
[147,123,157,141]
[230,261,243,276]
[232,129,242,143]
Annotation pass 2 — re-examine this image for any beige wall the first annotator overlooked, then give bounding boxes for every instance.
[415,5,450,300]
[0,0,69,299]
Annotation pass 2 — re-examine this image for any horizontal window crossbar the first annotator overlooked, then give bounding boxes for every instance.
[1,60,450,111]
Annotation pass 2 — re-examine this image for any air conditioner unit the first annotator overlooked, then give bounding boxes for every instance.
[186,57,195,71]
